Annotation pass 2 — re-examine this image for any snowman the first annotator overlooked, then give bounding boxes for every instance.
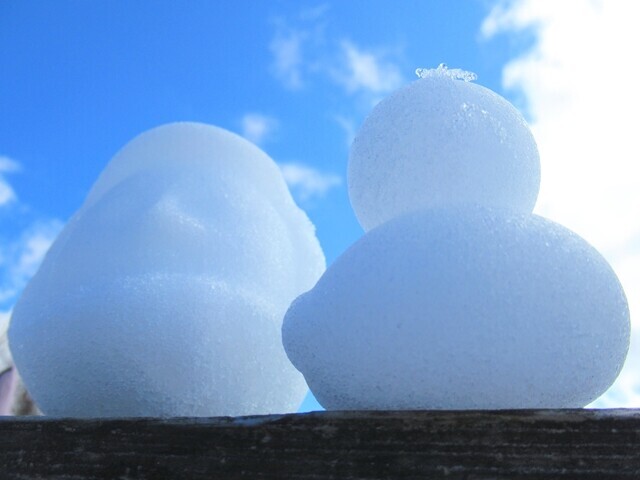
[282,65,630,409]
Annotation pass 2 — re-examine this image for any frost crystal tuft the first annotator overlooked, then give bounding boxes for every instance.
[415,63,478,82]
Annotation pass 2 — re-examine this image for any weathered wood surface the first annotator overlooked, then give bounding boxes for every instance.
[2,409,640,479]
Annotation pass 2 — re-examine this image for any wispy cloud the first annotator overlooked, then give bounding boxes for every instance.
[268,7,328,91]
[268,8,405,98]
[0,156,20,207]
[0,220,63,308]
[267,8,407,157]
[269,4,329,90]
[0,157,60,340]
[279,162,341,203]
[240,113,279,146]
[331,40,403,96]
[269,28,308,90]
[483,0,640,407]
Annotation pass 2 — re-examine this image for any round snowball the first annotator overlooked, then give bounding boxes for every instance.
[348,76,541,230]
[283,207,629,409]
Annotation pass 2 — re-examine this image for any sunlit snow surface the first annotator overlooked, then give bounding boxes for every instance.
[9,122,325,417]
[349,71,540,231]
[283,207,630,409]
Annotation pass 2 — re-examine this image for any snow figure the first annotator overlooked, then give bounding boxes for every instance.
[9,122,325,417]
[282,66,629,409]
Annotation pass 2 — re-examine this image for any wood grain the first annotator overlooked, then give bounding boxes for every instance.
[2,409,640,479]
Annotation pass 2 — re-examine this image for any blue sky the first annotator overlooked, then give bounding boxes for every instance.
[2,0,639,411]
[0,1,521,269]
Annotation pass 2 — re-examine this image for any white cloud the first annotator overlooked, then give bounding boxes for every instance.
[240,113,279,146]
[269,28,307,90]
[484,0,640,407]
[332,40,403,96]
[0,220,63,307]
[0,156,20,207]
[267,10,406,158]
[268,9,405,98]
[279,162,341,202]
[1,158,62,322]
[268,7,329,90]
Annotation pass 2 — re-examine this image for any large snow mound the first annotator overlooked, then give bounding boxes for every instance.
[9,122,325,417]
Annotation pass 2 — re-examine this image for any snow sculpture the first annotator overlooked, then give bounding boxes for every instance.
[283,66,630,409]
[9,122,325,417]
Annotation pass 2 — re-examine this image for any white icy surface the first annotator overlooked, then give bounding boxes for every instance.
[348,75,541,231]
[9,122,325,417]
[282,207,630,409]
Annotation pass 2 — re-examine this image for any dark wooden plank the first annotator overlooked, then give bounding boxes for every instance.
[2,409,640,479]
